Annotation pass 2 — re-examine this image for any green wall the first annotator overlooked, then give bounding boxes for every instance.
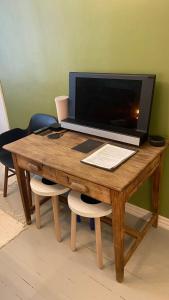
[0,0,169,217]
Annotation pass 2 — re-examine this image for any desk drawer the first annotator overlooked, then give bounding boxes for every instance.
[63,174,111,204]
[17,155,111,204]
[17,156,43,175]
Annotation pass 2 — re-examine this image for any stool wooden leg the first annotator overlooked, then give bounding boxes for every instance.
[71,212,77,251]
[95,217,103,269]
[34,194,41,229]
[51,196,61,242]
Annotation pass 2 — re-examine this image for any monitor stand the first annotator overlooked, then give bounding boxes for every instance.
[61,118,146,147]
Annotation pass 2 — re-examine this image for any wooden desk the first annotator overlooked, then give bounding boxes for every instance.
[4,131,168,282]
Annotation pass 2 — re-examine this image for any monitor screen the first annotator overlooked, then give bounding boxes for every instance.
[75,77,142,131]
[69,72,156,135]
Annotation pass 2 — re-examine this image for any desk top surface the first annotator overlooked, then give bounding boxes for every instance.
[4,131,168,191]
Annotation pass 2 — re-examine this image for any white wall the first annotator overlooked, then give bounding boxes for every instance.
[0,83,9,134]
[0,83,10,190]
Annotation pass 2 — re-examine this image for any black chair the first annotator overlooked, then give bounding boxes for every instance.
[27,113,57,134]
[0,128,27,197]
[0,113,58,197]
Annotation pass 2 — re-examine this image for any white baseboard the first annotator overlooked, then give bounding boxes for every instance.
[126,203,169,231]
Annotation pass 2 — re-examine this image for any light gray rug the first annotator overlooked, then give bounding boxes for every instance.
[0,181,26,224]
[0,163,25,223]
[0,208,25,249]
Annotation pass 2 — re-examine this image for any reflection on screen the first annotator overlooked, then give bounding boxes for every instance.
[75,77,142,131]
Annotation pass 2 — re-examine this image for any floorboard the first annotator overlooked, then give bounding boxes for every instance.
[0,198,169,299]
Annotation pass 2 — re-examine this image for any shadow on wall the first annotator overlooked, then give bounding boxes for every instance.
[0,83,10,134]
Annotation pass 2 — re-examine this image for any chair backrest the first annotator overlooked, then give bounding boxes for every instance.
[27,113,58,134]
[0,128,27,149]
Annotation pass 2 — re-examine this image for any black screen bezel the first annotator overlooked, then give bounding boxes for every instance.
[69,72,156,134]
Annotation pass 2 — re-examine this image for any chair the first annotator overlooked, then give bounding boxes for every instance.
[0,113,57,197]
[68,191,112,269]
[0,128,28,197]
[30,175,70,241]
[27,113,57,134]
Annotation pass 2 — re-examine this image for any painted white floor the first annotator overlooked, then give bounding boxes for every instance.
[0,195,169,300]
[0,209,24,248]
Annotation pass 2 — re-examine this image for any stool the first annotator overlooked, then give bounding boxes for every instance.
[68,190,112,269]
[30,175,69,242]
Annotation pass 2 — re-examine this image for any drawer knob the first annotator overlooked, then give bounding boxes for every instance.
[27,163,41,172]
[70,182,88,193]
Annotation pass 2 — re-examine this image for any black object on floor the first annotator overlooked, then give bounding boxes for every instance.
[89,218,95,230]
[72,139,104,153]
[77,215,95,231]
[42,178,56,185]
[81,194,101,204]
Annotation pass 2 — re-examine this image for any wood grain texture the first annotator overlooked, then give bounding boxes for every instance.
[4,132,168,192]
[17,155,110,203]
[25,171,32,210]
[70,212,77,251]
[3,165,8,197]
[51,195,61,242]
[95,217,103,269]
[111,190,126,283]
[151,155,163,228]
[12,154,31,225]
[34,194,41,229]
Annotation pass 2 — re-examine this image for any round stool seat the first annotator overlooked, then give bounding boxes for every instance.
[30,175,69,197]
[68,190,112,218]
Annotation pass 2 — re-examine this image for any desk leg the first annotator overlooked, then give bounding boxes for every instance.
[151,161,162,228]
[25,171,33,211]
[12,154,32,225]
[111,190,126,283]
